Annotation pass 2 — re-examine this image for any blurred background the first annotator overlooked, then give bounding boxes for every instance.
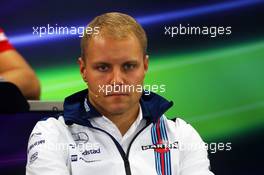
[1,0,264,174]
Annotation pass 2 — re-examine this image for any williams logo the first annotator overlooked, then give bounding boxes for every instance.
[142,141,178,153]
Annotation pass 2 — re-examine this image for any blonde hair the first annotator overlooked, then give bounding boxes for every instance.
[81,12,147,59]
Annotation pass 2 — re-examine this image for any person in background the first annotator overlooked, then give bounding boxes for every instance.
[0,28,40,100]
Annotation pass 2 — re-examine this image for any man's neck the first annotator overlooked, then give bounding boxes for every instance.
[89,98,140,136]
[106,104,140,136]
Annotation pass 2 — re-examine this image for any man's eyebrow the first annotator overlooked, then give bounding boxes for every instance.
[122,60,139,64]
[92,62,111,65]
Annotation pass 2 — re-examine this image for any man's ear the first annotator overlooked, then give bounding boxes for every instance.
[78,57,87,82]
[143,55,149,73]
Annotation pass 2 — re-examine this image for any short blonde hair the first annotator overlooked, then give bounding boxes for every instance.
[81,12,147,60]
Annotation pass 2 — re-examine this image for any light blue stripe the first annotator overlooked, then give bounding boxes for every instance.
[165,152,168,175]
[160,117,168,141]
[154,153,158,175]
[165,152,172,175]
[168,152,172,175]
[156,152,162,175]
[159,118,166,141]
[160,118,168,175]
[153,124,158,144]
[151,126,155,144]
[152,124,161,175]
[163,117,169,141]
[161,117,172,175]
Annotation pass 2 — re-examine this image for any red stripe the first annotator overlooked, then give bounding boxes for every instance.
[160,152,166,175]
[156,119,162,143]
[156,119,166,175]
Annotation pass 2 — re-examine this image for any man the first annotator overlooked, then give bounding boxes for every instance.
[0,28,40,100]
[26,12,214,175]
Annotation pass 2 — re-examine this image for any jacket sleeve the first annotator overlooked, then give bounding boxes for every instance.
[26,118,70,175]
[176,118,214,175]
[0,28,14,52]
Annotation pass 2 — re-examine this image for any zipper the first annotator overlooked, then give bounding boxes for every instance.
[88,121,151,175]
[126,121,151,160]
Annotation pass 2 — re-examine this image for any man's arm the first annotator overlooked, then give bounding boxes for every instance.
[0,28,40,100]
[0,49,40,100]
[176,118,214,175]
[26,118,70,175]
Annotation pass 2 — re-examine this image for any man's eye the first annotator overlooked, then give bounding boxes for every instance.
[97,65,109,72]
[123,63,136,71]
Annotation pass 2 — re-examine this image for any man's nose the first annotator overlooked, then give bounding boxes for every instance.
[110,68,124,85]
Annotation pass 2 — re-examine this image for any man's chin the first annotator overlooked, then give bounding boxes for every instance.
[105,104,128,115]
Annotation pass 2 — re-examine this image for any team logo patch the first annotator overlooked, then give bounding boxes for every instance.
[142,141,178,153]
[29,152,38,164]
[82,148,101,155]
[72,132,89,144]
[71,155,78,162]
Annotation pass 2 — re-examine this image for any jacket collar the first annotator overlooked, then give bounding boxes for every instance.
[63,89,173,125]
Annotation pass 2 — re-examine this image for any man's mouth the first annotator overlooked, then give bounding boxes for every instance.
[105,93,129,97]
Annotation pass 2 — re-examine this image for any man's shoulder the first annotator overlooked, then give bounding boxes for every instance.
[163,116,201,137]
[163,115,190,127]
[28,114,71,149]
[32,114,67,134]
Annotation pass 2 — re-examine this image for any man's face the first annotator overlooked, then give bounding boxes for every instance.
[79,34,148,115]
